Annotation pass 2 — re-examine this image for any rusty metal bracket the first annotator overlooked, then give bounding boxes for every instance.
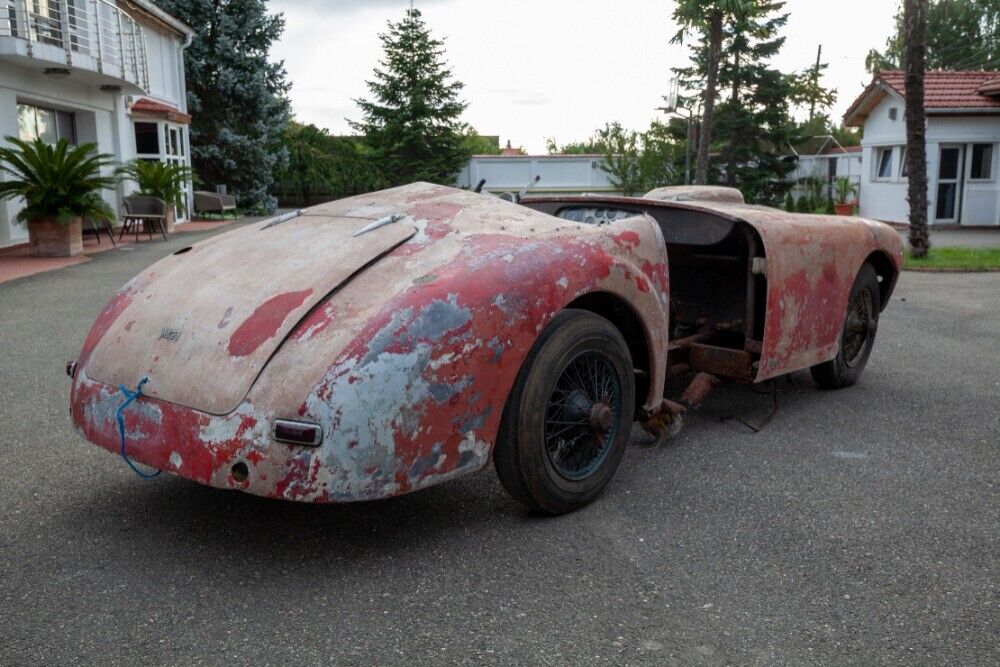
[688,343,753,381]
[641,372,719,443]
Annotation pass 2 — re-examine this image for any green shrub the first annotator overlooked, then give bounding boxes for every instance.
[0,137,117,224]
[121,160,195,213]
[783,191,795,212]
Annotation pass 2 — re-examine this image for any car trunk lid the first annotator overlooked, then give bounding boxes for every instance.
[85,213,416,415]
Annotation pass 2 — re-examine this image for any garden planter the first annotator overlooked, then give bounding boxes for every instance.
[28,217,83,257]
[835,203,856,216]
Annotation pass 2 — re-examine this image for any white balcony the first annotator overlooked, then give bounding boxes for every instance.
[0,0,149,94]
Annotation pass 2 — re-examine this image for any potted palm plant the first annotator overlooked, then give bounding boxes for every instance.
[121,160,194,233]
[833,176,858,216]
[0,137,117,257]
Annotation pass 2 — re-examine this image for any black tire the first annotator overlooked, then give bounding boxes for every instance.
[494,309,635,514]
[811,263,882,389]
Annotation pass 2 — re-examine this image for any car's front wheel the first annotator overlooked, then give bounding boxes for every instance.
[811,263,882,389]
[494,309,635,514]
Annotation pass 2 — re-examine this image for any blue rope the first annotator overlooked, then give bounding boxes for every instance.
[116,376,161,479]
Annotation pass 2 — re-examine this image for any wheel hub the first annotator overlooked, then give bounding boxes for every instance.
[543,351,622,481]
[590,402,614,432]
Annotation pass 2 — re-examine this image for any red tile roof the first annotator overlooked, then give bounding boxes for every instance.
[844,70,1000,126]
[977,76,1000,96]
[129,97,192,124]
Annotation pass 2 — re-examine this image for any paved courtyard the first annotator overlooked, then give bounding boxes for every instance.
[1,223,997,665]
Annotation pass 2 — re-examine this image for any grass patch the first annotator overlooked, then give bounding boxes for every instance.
[904,246,1000,271]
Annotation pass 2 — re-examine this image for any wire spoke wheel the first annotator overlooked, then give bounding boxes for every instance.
[811,263,883,390]
[494,309,635,514]
[842,286,875,367]
[543,351,622,481]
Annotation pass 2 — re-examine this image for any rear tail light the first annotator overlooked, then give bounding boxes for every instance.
[272,419,323,447]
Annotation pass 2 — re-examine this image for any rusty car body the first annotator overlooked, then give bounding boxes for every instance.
[69,182,903,513]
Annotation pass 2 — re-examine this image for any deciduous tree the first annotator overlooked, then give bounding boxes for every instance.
[867,0,1000,72]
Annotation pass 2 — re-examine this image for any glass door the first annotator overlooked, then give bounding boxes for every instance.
[163,124,188,222]
[936,145,964,223]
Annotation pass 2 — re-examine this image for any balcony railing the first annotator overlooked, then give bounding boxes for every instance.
[0,0,149,91]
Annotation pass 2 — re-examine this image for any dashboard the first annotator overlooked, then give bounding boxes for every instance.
[556,207,641,225]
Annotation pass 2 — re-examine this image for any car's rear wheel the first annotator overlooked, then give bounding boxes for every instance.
[811,263,882,389]
[494,309,635,514]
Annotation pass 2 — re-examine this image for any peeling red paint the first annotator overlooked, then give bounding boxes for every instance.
[228,289,313,357]
[70,182,900,505]
[614,230,642,248]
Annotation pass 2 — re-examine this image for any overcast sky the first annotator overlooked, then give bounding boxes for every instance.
[270,0,900,153]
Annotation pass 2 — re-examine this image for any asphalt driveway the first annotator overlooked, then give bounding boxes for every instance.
[1,225,997,666]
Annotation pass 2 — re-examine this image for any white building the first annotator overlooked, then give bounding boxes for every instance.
[844,71,1000,226]
[789,143,862,200]
[0,0,194,249]
[456,154,622,197]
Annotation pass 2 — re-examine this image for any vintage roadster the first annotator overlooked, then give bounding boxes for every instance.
[68,182,902,513]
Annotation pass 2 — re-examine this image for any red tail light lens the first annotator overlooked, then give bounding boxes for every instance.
[272,419,322,447]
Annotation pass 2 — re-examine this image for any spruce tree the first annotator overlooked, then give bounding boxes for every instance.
[351,7,470,186]
[672,1,818,204]
[154,0,291,213]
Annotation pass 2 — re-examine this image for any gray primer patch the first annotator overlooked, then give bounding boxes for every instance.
[409,443,443,478]
[403,295,471,343]
[454,406,493,434]
[428,376,472,403]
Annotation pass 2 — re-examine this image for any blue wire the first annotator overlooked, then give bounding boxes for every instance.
[116,376,161,480]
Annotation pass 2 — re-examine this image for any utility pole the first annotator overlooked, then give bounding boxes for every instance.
[659,77,693,185]
[809,44,822,122]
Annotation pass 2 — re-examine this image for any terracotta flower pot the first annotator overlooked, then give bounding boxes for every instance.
[27,217,83,257]
[834,203,856,216]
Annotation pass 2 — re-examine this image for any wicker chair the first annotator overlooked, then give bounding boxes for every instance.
[194,190,238,218]
[120,196,168,241]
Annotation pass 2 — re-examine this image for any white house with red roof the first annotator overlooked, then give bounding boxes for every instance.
[844,71,1000,226]
[0,0,194,249]
[790,141,863,200]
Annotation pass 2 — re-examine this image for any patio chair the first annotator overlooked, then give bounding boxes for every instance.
[120,196,168,242]
[194,190,238,218]
[83,214,116,247]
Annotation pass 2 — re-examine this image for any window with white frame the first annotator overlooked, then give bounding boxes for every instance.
[970,143,993,181]
[18,103,76,144]
[133,120,187,168]
[873,147,894,180]
[900,147,908,178]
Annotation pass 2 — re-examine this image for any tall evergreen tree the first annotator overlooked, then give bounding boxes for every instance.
[673,0,810,204]
[672,0,751,185]
[154,0,291,213]
[351,7,469,186]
